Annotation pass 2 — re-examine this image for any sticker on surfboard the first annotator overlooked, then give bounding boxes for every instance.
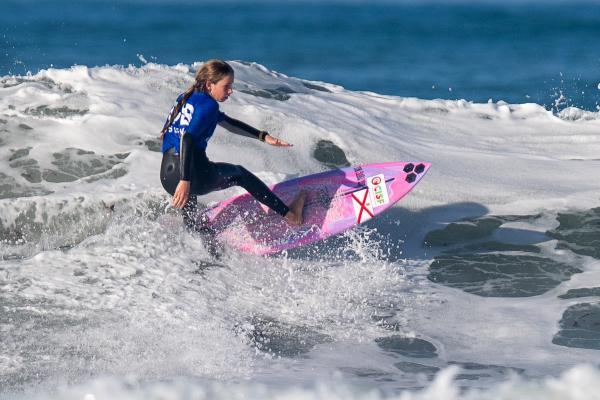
[351,188,374,224]
[367,174,389,207]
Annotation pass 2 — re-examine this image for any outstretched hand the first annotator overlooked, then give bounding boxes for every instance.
[265,134,293,147]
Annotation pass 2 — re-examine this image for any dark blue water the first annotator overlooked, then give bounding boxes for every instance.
[3,0,600,110]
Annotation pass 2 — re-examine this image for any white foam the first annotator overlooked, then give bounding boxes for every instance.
[9,364,600,400]
[2,61,600,222]
[2,62,600,397]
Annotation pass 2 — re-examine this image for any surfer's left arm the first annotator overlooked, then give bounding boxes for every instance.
[218,113,292,147]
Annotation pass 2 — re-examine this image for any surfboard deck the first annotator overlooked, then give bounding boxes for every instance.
[197,162,430,255]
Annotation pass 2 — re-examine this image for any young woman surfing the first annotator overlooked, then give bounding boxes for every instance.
[159,59,306,230]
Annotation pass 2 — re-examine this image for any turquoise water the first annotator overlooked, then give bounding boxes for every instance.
[2,0,600,110]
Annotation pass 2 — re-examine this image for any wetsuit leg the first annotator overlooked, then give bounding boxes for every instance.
[161,150,289,218]
[192,162,290,217]
[182,194,198,231]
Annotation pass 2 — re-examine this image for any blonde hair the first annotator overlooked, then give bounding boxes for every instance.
[160,59,234,138]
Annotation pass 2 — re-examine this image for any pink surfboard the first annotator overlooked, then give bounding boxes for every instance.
[198,162,431,255]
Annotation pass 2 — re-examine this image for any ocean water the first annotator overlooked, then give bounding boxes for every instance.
[3,0,600,111]
[2,1,600,400]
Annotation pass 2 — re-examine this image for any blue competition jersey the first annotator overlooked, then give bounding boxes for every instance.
[161,91,225,154]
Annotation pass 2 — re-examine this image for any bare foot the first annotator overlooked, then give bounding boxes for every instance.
[284,191,307,226]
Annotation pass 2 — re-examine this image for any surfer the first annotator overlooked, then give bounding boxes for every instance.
[159,59,306,230]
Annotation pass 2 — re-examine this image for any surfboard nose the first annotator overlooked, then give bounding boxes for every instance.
[403,162,431,183]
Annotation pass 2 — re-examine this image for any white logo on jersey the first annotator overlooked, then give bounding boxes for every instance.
[177,103,194,126]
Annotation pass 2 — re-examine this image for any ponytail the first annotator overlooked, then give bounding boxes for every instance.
[160,85,197,138]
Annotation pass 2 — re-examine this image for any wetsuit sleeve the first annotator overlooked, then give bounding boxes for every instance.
[185,102,217,140]
[218,113,267,141]
[179,131,193,181]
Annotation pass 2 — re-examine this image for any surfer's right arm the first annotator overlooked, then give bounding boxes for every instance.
[172,132,193,209]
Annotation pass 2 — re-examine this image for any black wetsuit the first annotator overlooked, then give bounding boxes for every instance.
[160,91,289,228]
